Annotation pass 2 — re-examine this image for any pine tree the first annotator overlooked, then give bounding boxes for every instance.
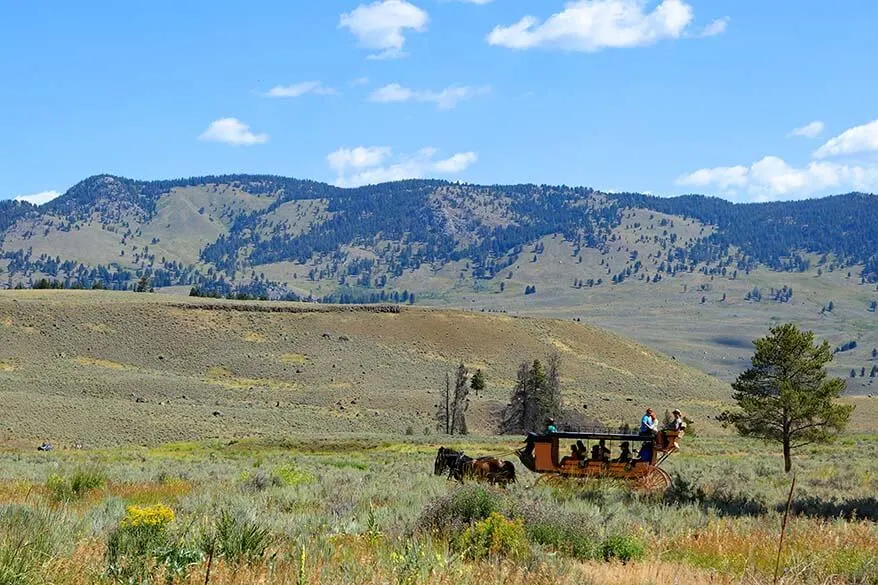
[470,369,486,392]
[500,363,531,434]
[500,359,558,434]
[542,354,562,423]
[720,323,853,472]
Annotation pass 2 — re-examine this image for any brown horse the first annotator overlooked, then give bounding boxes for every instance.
[434,447,516,487]
[464,456,516,487]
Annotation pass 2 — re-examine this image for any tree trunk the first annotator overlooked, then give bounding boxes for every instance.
[445,373,451,435]
[783,438,792,473]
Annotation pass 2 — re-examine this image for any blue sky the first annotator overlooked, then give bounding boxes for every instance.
[3,0,878,205]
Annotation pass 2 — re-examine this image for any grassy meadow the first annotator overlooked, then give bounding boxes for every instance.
[0,433,875,585]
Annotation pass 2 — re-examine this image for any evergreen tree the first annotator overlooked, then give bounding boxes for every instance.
[500,359,558,434]
[542,354,562,422]
[719,323,853,472]
[470,369,486,392]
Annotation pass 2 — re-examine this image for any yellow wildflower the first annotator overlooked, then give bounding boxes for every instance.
[120,504,175,529]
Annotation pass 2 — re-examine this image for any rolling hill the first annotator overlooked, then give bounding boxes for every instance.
[1,174,877,390]
[0,291,734,446]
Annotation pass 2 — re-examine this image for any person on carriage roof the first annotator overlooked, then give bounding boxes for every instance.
[640,408,658,436]
[666,409,686,431]
[545,417,557,434]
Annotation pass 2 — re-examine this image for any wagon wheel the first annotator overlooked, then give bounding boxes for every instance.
[634,467,671,492]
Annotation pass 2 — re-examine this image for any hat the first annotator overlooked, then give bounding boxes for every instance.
[546,417,554,423]
[672,409,682,415]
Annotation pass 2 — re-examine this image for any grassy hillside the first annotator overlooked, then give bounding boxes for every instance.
[2,175,877,407]
[0,290,732,446]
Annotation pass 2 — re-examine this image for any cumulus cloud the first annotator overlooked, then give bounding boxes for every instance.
[697,16,729,37]
[813,119,878,158]
[677,156,878,201]
[14,190,62,206]
[327,146,393,174]
[198,118,269,146]
[350,76,371,87]
[265,81,337,98]
[327,146,478,187]
[486,0,723,51]
[339,0,429,59]
[369,83,490,110]
[434,152,478,173]
[789,121,824,139]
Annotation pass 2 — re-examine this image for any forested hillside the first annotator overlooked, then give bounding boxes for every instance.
[2,174,876,297]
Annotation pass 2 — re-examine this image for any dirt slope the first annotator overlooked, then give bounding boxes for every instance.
[0,290,730,446]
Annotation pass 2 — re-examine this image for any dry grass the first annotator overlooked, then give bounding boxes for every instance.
[664,517,878,580]
[0,291,731,446]
[0,435,874,585]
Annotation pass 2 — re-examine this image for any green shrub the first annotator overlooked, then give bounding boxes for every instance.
[417,486,503,535]
[0,506,55,585]
[209,510,272,566]
[601,534,645,563]
[46,468,106,502]
[513,499,600,560]
[105,506,174,583]
[240,469,283,492]
[273,464,315,486]
[454,512,528,561]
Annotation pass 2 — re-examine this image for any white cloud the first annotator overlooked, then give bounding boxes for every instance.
[487,0,718,51]
[677,156,878,201]
[449,0,494,4]
[14,190,61,206]
[327,146,478,187]
[677,165,748,191]
[789,120,824,139]
[265,81,337,98]
[339,0,429,59]
[813,119,878,158]
[327,146,393,174]
[697,16,729,37]
[197,118,269,146]
[434,152,478,173]
[369,83,490,110]
[350,76,370,87]
[370,83,415,103]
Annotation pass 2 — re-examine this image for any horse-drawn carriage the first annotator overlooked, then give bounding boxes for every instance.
[516,429,682,491]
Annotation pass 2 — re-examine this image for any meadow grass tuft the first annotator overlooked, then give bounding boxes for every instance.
[46,467,107,503]
[0,435,873,584]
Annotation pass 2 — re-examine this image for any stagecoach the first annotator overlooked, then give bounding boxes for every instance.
[516,429,682,491]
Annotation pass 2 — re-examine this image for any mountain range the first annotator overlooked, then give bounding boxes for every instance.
[2,174,877,388]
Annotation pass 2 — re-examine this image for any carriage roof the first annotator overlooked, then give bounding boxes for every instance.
[528,431,656,442]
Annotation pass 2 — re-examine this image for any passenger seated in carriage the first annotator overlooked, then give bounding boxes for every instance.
[590,440,610,462]
[560,444,580,466]
[575,440,587,458]
[615,441,632,463]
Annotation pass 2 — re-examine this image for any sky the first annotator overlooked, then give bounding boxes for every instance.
[3,0,878,206]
